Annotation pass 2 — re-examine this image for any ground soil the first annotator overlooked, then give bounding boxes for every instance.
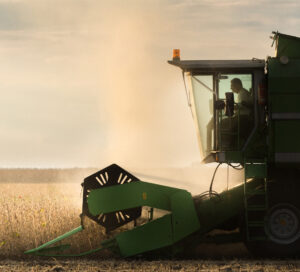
[1,258,300,272]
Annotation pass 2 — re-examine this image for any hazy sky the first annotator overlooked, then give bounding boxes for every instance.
[1,0,300,168]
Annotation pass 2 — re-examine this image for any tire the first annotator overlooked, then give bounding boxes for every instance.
[244,175,300,257]
[245,202,300,257]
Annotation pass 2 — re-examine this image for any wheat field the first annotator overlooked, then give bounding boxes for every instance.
[0,182,112,258]
[1,169,300,271]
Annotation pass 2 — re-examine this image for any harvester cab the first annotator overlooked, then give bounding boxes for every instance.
[168,58,266,164]
[25,32,300,258]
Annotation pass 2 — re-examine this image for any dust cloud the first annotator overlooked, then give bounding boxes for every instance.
[0,1,200,169]
[0,1,256,190]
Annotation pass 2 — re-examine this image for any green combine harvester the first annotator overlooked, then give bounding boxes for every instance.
[25,32,300,257]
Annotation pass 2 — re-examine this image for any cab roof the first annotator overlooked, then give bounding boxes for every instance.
[168,59,265,72]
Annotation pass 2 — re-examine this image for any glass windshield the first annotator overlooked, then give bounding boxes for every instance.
[218,74,252,100]
[187,74,214,159]
[217,73,254,150]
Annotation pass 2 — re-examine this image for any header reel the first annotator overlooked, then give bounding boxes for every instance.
[25,164,200,257]
[82,164,141,232]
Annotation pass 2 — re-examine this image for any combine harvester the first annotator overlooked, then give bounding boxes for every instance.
[25,32,300,257]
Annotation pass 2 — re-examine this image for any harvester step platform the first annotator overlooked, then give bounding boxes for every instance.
[244,161,267,179]
[247,221,265,227]
[245,189,266,196]
[247,205,267,211]
[219,131,238,135]
[248,236,267,242]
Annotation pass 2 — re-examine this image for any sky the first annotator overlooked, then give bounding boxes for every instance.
[0,0,300,168]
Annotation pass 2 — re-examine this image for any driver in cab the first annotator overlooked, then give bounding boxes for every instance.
[230,78,252,116]
[219,77,253,149]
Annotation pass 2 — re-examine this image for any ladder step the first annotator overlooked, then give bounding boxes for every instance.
[248,221,265,227]
[245,175,266,179]
[245,162,267,179]
[245,189,266,196]
[247,205,267,211]
[248,236,267,241]
[245,160,266,164]
[220,132,238,135]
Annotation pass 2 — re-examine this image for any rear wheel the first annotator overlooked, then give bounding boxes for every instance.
[244,176,300,257]
[265,203,300,245]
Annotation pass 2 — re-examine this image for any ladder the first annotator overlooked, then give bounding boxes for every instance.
[244,159,268,241]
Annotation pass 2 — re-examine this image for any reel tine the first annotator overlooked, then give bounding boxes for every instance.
[82,164,142,232]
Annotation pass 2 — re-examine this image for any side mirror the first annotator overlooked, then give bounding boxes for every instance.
[225,92,234,117]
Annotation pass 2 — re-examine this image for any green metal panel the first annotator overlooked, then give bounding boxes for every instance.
[221,151,243,163]
[268,55,300,160]
[116,215,173,257]
[275,32,300,58]
[194,179,263,233]
[270,95,300,113]
[274,120,300,152]
[88,181,200,257]
[24,226,119,257]
[88,182,180,215]
[245,162,266,179]
[268,58,300,94]
[170,191,200,242]
[24,226,83,255]
[268,57,300,76]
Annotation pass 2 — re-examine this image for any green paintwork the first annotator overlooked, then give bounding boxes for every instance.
[24,176,266,257]
[114,177,262,256]
[268,58,300,94]
[25,181,201,257]
[170,191,200,242]
[222,151,243,162]
[274,121,300,152]
[23,226,119,257]
[274,32,300,58]
[88,182,179,214]
[24,225,119,257]
[244,161,266,179]
[194,179,261,233]
[104,178,264,257]
[88,181,200,257]
[270,94,300,113]
[24,226,83,255]
[267,35,300,161]
[116,215,173,257]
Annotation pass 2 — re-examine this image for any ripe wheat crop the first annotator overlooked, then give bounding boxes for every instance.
[0,182,110,258]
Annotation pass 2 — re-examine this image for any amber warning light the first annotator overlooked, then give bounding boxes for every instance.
[173,49,180,60]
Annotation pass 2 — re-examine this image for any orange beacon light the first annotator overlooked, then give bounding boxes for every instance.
[173,49,180,60]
